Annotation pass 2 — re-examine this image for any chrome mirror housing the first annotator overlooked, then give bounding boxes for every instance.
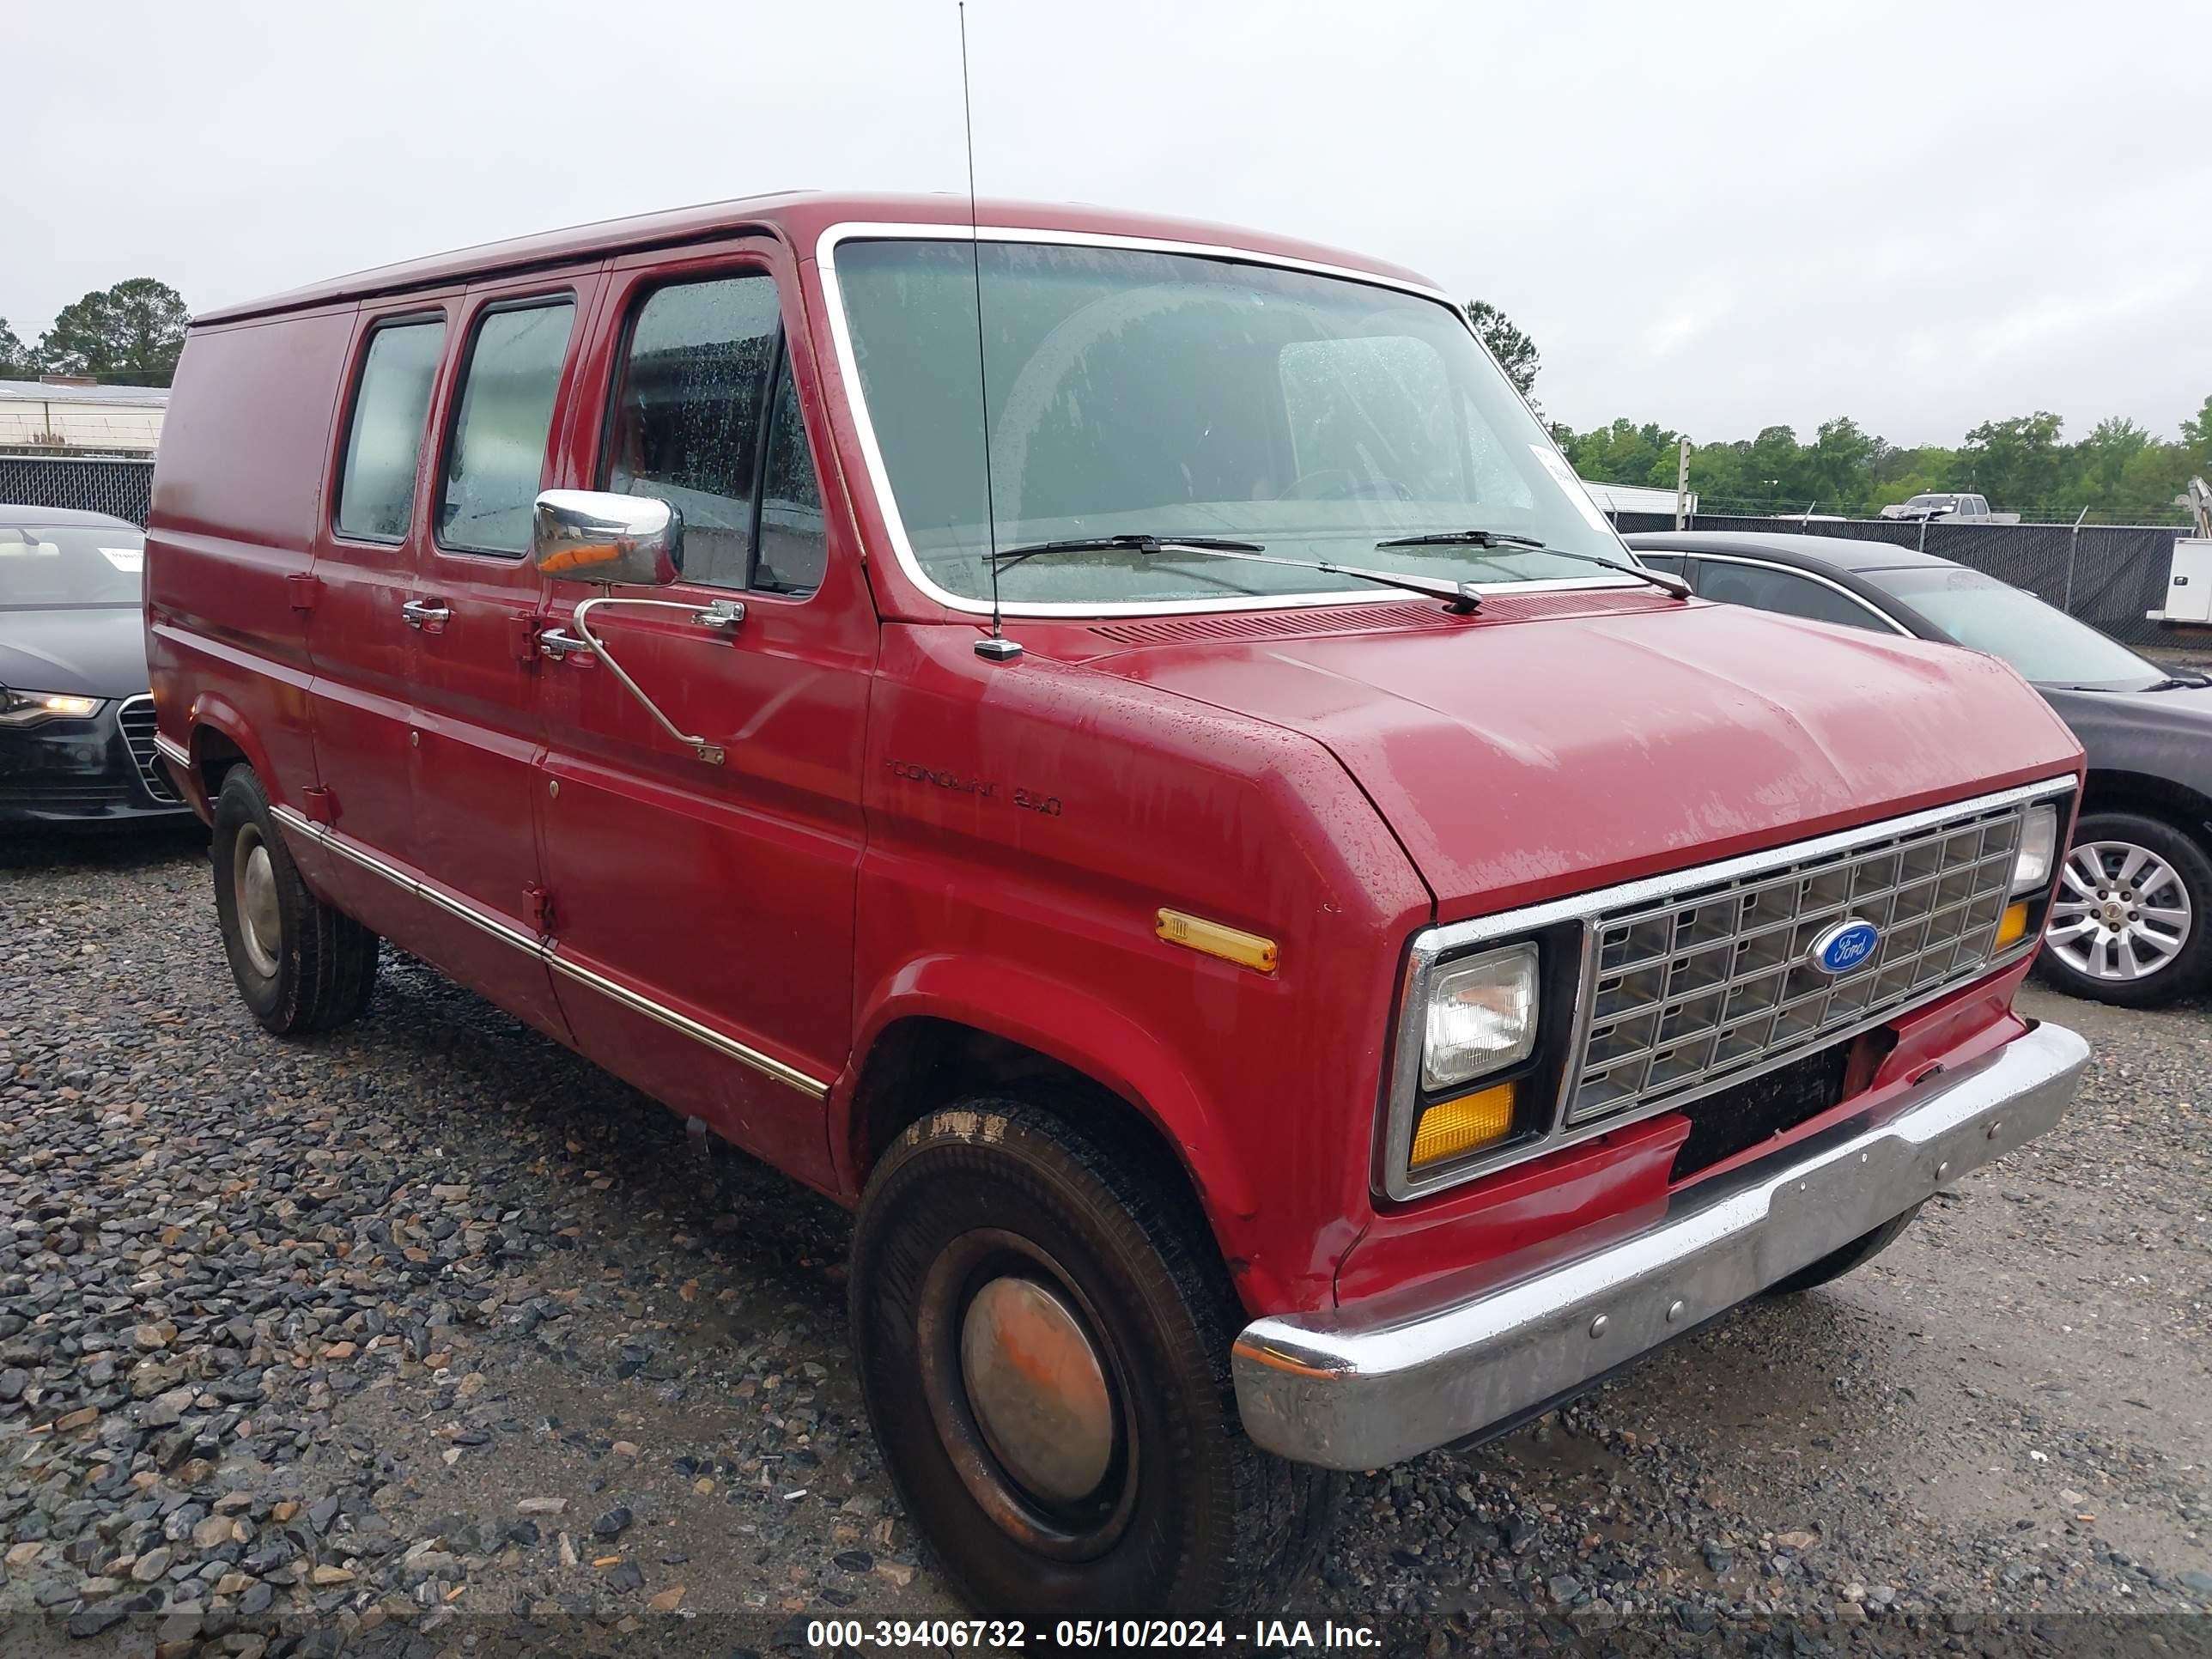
[530,489,683,586]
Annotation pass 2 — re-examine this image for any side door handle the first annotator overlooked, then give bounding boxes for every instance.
[400,599,453,631]
[538,626,594,660]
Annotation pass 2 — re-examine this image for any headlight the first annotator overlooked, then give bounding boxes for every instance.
[1422,942,1539,1091]
[0,689,105,728]
[2012,803,2057,895]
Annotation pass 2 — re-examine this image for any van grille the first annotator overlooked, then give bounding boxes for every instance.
[1570,797,2029,1127]
[118,696,179,803]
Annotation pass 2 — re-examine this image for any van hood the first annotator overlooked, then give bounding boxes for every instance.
[1085,600,2083,920]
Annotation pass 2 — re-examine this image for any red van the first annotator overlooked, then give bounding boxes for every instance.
[147,192,2090,1621]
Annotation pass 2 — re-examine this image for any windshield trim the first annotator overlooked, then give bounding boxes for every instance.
[813,220,1649,618]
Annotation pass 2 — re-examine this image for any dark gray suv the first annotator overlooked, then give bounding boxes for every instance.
[1628,530,2212,1008]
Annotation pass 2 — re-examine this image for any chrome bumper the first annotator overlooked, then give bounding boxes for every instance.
[1232,1020,2090,1470]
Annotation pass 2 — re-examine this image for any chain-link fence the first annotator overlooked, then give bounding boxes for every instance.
[1611,509,2183,647]
[0,453,155,526]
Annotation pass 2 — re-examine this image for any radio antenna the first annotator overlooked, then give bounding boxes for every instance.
[961,3,1020,662]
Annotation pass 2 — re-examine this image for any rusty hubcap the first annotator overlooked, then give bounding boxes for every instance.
[959,1277,1114,1505]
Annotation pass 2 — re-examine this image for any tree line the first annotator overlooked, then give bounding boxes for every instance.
[1,279,191,387]
[1467,301,2210,526]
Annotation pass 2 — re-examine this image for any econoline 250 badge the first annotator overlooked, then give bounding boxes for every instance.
[1808,918,1881,975]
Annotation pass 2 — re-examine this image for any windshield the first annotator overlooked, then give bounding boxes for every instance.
[1865,565,2164,690]
[832,238,1636,606]
[0,524,143,608]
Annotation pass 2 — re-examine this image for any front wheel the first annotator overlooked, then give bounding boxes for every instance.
[848,1098,1338,1620]
[1767,1202,1923,1295]
[2036,811,2212,1008]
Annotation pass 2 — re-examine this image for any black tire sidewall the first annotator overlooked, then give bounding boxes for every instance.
[851,1107,1240,1618]
[1768,1200,1923,1296]
[211,769,301,1029]
[2035,811,2212,1008]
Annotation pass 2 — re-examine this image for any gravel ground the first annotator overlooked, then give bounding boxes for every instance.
[3,826,2208,1658]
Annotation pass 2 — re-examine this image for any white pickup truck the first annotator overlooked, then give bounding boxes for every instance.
[1879,491,2021,524]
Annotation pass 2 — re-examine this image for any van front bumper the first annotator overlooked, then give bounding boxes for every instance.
[1231,1020,2090,1471]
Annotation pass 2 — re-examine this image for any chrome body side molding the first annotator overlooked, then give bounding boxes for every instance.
[269,804,830,1101]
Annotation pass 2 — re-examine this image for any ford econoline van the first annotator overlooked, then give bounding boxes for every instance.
[147,192,2089,1622]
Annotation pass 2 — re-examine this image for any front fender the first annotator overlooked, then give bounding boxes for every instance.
[837,950,1262,1230]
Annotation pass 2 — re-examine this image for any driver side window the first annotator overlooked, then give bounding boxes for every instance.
[602,273,825,598]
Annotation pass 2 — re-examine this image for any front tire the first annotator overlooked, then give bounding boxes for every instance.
[2037,811,2212,1008]
[1768,1202,1923,1295]
[849,1098,1338,1620]
[211,767,380,1034]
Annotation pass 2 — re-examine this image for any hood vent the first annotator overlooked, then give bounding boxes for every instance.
[1086,588,1674,648]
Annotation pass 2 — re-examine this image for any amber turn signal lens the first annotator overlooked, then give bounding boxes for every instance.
[1996,901,2030,950]
[1408,1081,1516,1168]
[1156,909,1279,975]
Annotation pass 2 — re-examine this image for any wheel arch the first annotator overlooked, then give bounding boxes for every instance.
[2078,769,2212,846]
[187,697,280,802]
[836,959,1264,1277]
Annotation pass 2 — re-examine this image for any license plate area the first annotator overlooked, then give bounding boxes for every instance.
[1669,1038,1853,1182]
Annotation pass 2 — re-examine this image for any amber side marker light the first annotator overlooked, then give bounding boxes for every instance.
[1996,901,2030,950]
[1409,1080,1516,1168]
[1156,909,1279,975]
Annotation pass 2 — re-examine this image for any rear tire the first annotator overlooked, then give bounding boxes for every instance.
[849,1097,1339,1620]
[1768,1202,1922,1295]
[211,767,379,1035]
[2034,811,2212,1008]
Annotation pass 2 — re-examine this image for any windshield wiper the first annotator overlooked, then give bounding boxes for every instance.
[1373,529,1692,599]
[989,533,1264,575]
[991,533,1486,613]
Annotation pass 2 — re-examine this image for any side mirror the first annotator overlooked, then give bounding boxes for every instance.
[531,489,683,586]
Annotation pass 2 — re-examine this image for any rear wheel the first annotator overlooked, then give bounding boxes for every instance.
[849,1098,1338,1620]
[2036,811,2212,1007]
[211,767,380,1034]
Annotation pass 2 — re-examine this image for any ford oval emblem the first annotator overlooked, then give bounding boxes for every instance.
[1809,918,1881,976]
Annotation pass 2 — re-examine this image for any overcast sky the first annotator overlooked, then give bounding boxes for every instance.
[10,0,2206,447]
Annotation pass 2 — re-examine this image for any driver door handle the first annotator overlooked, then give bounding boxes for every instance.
[538,626,594,659]
[400,599,452,630]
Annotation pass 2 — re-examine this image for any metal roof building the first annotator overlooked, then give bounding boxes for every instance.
[0,380,167,456]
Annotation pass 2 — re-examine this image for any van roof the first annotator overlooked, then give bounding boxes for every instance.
[194,191,1441,326]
